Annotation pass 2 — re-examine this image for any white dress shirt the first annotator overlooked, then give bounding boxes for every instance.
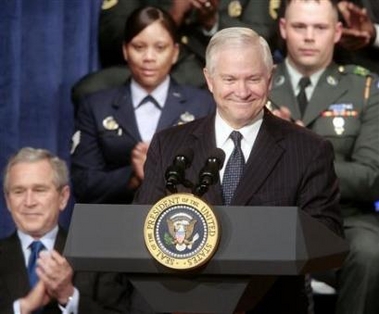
[14,226,79,314]
[215,109,264,183]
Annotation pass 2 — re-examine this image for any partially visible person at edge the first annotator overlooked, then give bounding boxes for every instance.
[71,6,215,204]
[0,147,131,314]
[133,27,343,314]
[335,0,379,74]
[269,1,379,314]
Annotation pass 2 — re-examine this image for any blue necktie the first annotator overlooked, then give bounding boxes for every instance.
[222,131,245,205]
[28,241,45,288]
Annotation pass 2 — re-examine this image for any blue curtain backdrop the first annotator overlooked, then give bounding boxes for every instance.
[0,0,101,238]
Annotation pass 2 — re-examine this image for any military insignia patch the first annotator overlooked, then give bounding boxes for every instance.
[144,193,220,270]
[70,130,81,154]
[327,75,338,86]
[228,0,242,17]
[102,0,118,10]
[178,111,195,124]
[269,0,281,19]
[274,75,285,86]
[333,117,345,135]
[321,103,358,118]
[353,66,370,76]
[102,116,119,130]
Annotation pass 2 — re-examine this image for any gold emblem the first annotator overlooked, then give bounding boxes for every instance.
[181,36,188,45]
[228,0,242,17]
[101,0,118,10]
[102,116,119,130]
[144,193,220,270]
[269,0,281,20]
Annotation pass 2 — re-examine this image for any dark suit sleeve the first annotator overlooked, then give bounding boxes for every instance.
[133,132,168,205]
[71,96,135,204]
[334,77,379,202]
[76,272,132,314]
[299,138,344,237]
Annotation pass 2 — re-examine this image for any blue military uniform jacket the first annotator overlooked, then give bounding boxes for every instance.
[71,77,215,204]
[269,62,379,216]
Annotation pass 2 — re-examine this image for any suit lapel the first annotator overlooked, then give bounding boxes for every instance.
[157,80,188,130]
[111,84,141,142]
[233,110,285,205]
[303,64,348,126]
[270,65,300,119]
[55,227,67,253]
[1,233,30,299]
[189,115,224,205]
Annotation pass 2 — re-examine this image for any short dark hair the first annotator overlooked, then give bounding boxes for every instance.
[123,6,178,44]
[283,0,339,11]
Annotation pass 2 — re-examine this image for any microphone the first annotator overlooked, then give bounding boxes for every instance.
[194,148,226,197]
[165,147,194,193]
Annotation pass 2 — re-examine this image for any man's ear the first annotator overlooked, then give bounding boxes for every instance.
[203,68,213,93]
[334,21,343,44]
[122,43,128,62]
[58,185,70,212]
[172,43,179,65]
[279,18,287,40]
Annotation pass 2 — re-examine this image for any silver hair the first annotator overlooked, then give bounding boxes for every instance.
[205,27,274,75]
[3,147,69,193]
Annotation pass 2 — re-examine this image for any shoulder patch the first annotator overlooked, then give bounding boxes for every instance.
[101,0,118,10]
[339,65,371,77]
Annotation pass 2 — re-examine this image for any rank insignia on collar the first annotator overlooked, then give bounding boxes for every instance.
[102,116,119,130]
[327,75,338,86]
[274,75,285,86]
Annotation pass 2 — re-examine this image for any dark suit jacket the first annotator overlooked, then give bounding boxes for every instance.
[0,228,131,314]
[134,108,343,313]
[270,62,379,216]
[71,78,215,204]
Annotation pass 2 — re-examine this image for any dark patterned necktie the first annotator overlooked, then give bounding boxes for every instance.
[297,77,311,117]
[28,241,45,288]
[222,131,245,205]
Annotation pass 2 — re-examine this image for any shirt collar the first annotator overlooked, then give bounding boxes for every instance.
[285,58,325,91]
[131,76,170,109]
[215,109,264,148]
[18,225,58,251]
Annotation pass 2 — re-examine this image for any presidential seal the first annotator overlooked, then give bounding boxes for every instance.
[144,193,220,270]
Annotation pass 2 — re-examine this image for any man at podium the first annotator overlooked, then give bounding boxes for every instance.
[134,27,344,313]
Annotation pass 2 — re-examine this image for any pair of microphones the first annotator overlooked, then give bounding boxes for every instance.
[165,147,226,197]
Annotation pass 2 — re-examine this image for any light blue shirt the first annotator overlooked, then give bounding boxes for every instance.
[131,76,169,142]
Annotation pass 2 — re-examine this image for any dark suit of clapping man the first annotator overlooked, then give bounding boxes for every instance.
[0,147,130,314]
[134,27,344,314]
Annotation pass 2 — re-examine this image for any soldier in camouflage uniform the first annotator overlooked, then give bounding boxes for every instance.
[269,1,379,314]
